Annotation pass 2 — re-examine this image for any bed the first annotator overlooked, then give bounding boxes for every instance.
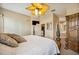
[0,35,60,55]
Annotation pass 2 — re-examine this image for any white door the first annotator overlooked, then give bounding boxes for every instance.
[35,24,41,36]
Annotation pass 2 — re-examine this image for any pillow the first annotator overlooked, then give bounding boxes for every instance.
[0,34,18,47]
[6,34,26,43]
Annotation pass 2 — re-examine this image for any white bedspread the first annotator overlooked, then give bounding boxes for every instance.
[16,35,60,55]
[0,35,60,55]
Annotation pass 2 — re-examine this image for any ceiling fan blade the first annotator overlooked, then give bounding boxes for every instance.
[26,5,36,11]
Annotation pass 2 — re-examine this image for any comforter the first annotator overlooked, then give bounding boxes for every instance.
[0,35,60,55]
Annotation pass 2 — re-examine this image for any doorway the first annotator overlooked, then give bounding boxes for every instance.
[41,24,45,37]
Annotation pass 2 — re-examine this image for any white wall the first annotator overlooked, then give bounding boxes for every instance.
[59,17,66,33]
[39,13,59,39]
[0,8,31,36]
[39,13,53,39]
[0,15,4,33]
[53,14,59,40]
[0,7,4,33]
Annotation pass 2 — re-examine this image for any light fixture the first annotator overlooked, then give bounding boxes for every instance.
[35,9,39,16]
[39,11,41,15]
[26,3,48,16]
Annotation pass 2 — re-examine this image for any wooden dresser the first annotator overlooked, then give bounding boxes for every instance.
[65,13,79,53]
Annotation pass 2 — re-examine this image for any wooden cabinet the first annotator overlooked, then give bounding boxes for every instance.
[66,13,79,53]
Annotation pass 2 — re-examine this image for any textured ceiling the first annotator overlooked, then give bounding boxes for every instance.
[1,3,32,16]
[0,3,79,17]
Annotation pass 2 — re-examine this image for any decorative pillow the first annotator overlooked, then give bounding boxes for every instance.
[0,34,18,47]
[6,33,26,43]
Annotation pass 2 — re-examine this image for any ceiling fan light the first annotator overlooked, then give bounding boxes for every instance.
[35,9,39,16]
[39,11,41,15]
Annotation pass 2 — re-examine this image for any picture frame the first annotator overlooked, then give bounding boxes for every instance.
[47,22,52,30]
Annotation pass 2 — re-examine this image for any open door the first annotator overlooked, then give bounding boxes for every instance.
[41,24,45,37]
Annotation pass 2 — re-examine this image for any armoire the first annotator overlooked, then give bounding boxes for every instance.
[65,13,79,53]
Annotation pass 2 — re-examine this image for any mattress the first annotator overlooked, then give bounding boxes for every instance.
[0,35,60,55]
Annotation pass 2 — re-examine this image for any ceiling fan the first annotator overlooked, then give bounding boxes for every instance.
[26,3,48,16]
